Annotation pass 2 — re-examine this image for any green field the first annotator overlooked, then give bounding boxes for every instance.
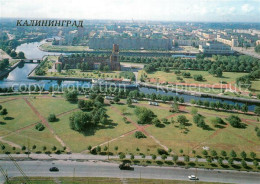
[45,69,122,79]
[139,70,247,85]
[40,43,91,52]
[0,95,259,159]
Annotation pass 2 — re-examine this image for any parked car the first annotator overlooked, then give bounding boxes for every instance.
[188,175,199,180]
[49,167,59,172]
[119,163,133,170]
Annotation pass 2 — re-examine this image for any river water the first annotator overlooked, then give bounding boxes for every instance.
[0,40,257,111]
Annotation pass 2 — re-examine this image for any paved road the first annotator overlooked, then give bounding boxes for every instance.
[233,47,260,59]
[1,160,260,184]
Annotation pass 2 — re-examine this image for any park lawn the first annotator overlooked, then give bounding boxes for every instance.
[0,99,39,134]
[185,106,259,121]
[40,43,91,52]
[111,102,172,123]
[108,132,159,155]
[139,70,247,85]
[203,129,259,156]
[251,79,260,93]
[0,97,15,102]
[45,69,122,79]
[0,141,21,153]
[4,127,63,151]
[48,107,136,153]
[145,113,215,155]
[46,55,59,62]
[27,97,78,118]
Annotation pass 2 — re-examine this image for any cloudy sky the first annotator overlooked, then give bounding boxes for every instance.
[1,0,260,22]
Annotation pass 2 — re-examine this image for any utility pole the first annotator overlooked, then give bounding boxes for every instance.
[108,139,110,160]
[27,138,30,158]
[73,167,75,183]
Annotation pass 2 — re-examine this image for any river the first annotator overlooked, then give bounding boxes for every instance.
[0,40,257,111]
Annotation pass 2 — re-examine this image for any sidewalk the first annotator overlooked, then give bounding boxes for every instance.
[0,153,255,166]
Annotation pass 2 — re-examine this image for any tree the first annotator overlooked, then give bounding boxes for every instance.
[64,90,78,102]
[193,74,203,81]
[254,106,260,116]
[1,108,8,119]
[250,152,256,159]
[64,64,69,71]
[253,160,259,168]
[88,145,92,151]
[152,154,157,161]
[227,115,242,128]
[48,114,57,122]
[52,146,57,151]
[135,107,156,124]
[202,150,208,157]
[228,158,233,165]
[210,150,218,158]
[241,104,248,113]
[171,101,179,112]
[130,154,135,160]
[218,158,223,165]
[172,155,178,163]
[126,98,132,106]
[78,100,85,109]
[241,160,247,168]
[179,149,183,154]
[184,155,190,163]
[240,151,247,159]
[135,131,146,139]
[221,150,227,157]
[230,150,237,158]
[114,96,120,103]
[215,67,223,77]
[57,63,62,73]
[10,51,17,58]
[211,117,224,127]
[119,153,126,160]
[18,51,25,59]
[161,154,167,161]
[191,107,198,115]
[177,115,189,126]
[206,157,212,164]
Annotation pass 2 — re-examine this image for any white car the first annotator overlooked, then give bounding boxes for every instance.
[188,175,199,180]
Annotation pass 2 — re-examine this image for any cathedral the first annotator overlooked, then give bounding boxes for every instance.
[57,44,121,71]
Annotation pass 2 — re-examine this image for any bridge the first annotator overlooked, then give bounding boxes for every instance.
[22,59,42,63]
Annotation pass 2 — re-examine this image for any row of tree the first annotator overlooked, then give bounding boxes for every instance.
[190,99,250,113]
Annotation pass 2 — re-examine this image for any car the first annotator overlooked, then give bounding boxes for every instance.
[49,167,59,172]
[119,163,133,170]
[188,175,199,180]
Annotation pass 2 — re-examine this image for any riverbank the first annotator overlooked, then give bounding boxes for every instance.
[0,60,22,79]
[140,82,260,104]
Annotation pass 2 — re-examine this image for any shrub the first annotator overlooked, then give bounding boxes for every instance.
[226,115,242,128]
[48,114,57,122]
[157,148,168,155]
[135,131,146,139]
[35,123,45,131]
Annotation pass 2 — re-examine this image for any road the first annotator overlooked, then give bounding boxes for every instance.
[1,160,260,184]
[233,47,260,59]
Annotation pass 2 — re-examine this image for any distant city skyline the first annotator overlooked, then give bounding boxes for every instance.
[1,0,260,23]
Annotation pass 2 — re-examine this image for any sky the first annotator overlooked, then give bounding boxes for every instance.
[0,0,260,22]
